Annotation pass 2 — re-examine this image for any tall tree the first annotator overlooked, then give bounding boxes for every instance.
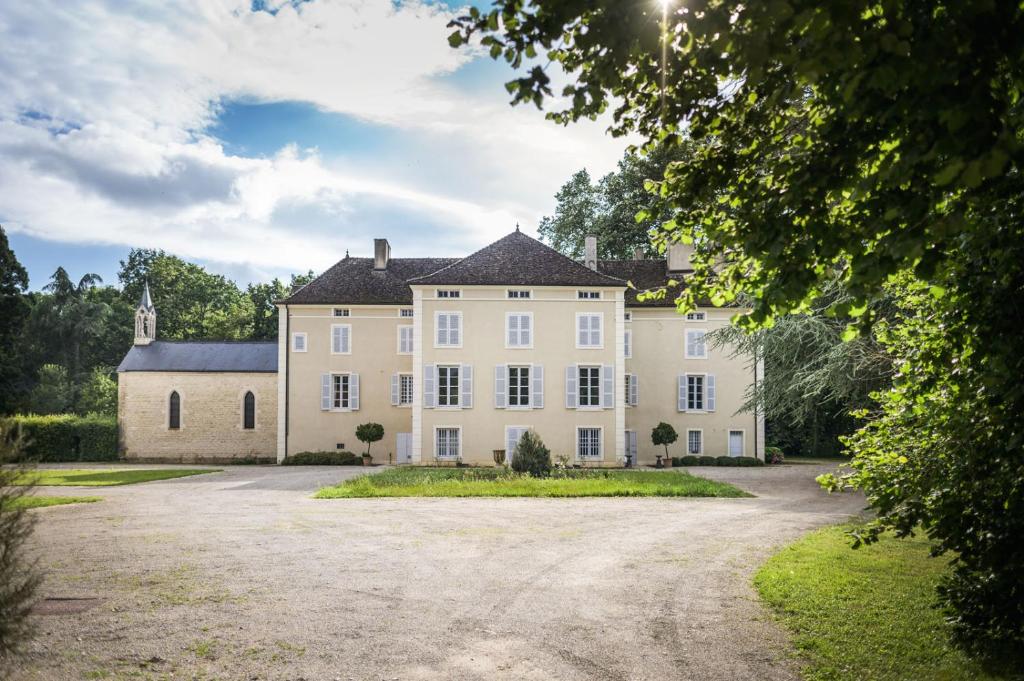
[247,279,290,341]
[451,0,1024,653]
[538,144,692,259]
[29,268,109,382]
[0,227,30,414]
[118,249,253,340]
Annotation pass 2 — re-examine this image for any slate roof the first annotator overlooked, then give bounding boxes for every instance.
[598,259,687,307]
[283,257,458,305]
[117,341,278,373]
[408,230,625,287]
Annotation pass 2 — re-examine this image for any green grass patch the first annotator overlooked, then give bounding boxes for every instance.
[8,495,102,509]
[315,467,750,499]
[755,524,1007,681]
[12,468,220,486]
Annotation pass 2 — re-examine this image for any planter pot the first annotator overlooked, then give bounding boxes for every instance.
[361,456,372,466]
[655,455,665,469]
[664,457,673,468]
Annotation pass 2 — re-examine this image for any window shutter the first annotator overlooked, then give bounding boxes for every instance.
[707,374,716,411]
[532,364,544,409]
[577,315,588,346]
[521,315,531,346]
[507,315,518,346]
[423,364,435,408]
[332,326,341,353]
[591,315,602,346]
[678,374,686,412]
[565,365,577,409]
[350,373,360,410]
[629,373,639,406]
[390,374,399,406]
[321,374,331,410]
[494,365,506,408]
[461,364,473,408]
[450,315,461,345]
[624,330,631,358]
[342,326,350,353]
[507,428,520,463]
[601,365,614,408]
[437,314,448,345]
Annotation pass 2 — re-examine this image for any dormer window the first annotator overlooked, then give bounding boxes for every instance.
[577,291,600,300]
[399,309,414,318]
[437,290,461,298]
[333,308,350,317]
[507,290,531,299]
[686,311,706,321]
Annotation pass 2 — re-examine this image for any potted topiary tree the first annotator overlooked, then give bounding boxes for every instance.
[651,422,678,469]
[355,422,384,465]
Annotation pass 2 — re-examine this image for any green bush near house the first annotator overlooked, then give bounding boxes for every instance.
[510,430,552,477]
[715,456,739,467]
[697,455,717,466]
[281,451,361,466]
[736,456,764,467]
[677,455,700,466]
[1,414,117,462]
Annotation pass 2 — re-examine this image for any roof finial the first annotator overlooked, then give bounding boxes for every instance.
[515,222,520,232]
[345,248,350,258]
[139,280,154,311]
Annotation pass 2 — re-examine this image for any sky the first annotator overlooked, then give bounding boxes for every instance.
[0,0,631,290]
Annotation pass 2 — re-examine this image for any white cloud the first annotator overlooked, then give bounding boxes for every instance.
[0,0,629,277]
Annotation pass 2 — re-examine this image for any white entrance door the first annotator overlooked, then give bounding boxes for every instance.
[729,430,744,457]
[396,433,412,464]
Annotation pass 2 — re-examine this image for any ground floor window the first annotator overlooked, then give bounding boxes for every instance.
[399,374,414,406]
[332,374,351,409]
[169,391,181,430]
[577,427,602,459]
[436,427,460,459]
[243,391,255,429]
[687,429,703,455]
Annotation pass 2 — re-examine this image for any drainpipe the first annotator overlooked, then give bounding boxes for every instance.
[753,345,759,459]
[284,303,290,461]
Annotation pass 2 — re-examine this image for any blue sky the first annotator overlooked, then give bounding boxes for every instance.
[0,0,629,290]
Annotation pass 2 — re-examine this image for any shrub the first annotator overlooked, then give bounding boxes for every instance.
[697,455,717,466]
[77,367,117,416]
[355,422,384,457]
[678,455,700,466]
[1,414,117,462]
[28,364,73,414]
[716,456,739,467]
[281,451,361,466]
[650,422,678,461]
[510,430,551,477]
[736,456,764,467]
[765,446,785,465]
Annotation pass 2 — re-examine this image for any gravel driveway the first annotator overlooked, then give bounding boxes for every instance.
[13,463,863,681]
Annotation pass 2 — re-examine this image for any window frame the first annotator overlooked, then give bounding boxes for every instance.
[577,290,601,300]
[624,311,632,321]
[397,324,414,355]
[434,426,462,460]
[168,390,181,430]
[331,372,353,411]
[687,428,704,455]
[506,289,532,299]
[398,373,414,407]
[434,311,463,348]
[624,373,637,407]
[576,426,603,460]
[436,365,461,408]
[686,311,707,321]
[577,365,602,409]
[242,390,256,430]
[333,308,350,317]
[685,328,708,359]
[399,308,414,318]
[686,373,707,411]
[505,311,534,349]
[436,289,461,299]
[291,332,307,353]
[624,329,632,359]
[331,323,352,355]
[575,312,603,349]
[507,365,532,409]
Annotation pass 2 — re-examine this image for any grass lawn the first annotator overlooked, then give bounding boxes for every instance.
[9,495,102,510]
[316,467,750,499]
[755,524,1007,681]
[12,468,220,487]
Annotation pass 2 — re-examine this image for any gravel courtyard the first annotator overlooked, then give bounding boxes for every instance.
[13,463,863,681]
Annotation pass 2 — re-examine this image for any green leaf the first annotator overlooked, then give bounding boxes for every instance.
[447,31,464,48]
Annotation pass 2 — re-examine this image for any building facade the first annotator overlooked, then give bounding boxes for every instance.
[275,230,763,466]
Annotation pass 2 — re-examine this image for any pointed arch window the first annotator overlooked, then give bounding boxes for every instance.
[169,391,181,430]
[243,391,256,430]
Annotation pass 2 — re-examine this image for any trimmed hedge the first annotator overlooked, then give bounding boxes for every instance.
[672,455,764,466]
[2,414,118,462]
[736,456,764,467]
[715,455,739,467]
[281,451,361,466]
[697,455,718,466]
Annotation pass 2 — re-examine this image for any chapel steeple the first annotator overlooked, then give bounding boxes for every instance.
[134,281,156,345]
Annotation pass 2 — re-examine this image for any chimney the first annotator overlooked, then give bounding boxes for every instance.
[633,247,644,261]
[373,238,391,270]
[667,242,694,272]
[584,235,598,271]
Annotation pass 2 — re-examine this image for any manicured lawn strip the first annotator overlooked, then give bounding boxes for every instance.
[9,496,102,509]
[12,468,220,486]
[755,524,1004,681]
[316,467,750,498]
